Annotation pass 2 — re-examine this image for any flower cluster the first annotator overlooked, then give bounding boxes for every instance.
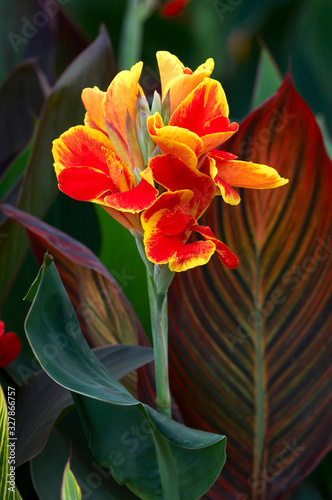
[0,319,21,368]
[53,51,288,272]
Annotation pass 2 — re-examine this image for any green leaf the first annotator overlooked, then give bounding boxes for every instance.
[0,385,22,499]
[251,45,282,110]
[0,140,33,202]
[25,257,226,499]
[61,459,82,500]
[168,76,332,499]
[15,344,153,466]
[0,26,114,307]
[31,409,138,500]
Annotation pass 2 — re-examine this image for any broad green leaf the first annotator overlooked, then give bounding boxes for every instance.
[251,46,282,110]
[0,26,114,306]
[0,385,22,499]
[2,203,145,395]
[168,76,332,499]
[61,460,82,500]
[15,344,153,466]
[316,114,332,160]
[25,256,226,499]
[31,409,138,500]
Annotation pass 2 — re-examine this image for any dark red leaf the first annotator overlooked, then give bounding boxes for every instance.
[168,75,332,499]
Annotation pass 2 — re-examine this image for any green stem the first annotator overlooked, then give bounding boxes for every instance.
[119,0,155,70]
[146,271,172,418]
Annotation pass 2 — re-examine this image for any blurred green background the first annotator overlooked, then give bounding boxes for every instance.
[0,0,331,498]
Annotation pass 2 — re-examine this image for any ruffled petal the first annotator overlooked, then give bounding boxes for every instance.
[170,78,229,134]
[82,86,106,133]
[157,51,185,98]
[104,177,158,213]
[210,157,289,189]
[208,155,241,205]
[147,113,202,168]
[52,125,113,177]
[57,167,116,201]
[168,240,216,272]
[103,62,143,144]
[193,225,239,269]
[149,154,216,216]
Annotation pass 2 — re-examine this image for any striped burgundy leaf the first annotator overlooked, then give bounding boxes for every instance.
[0,203,146,395]
[168,75,332,499]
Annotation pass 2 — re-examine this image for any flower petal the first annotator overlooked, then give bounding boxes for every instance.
[147,113,202,168]
[0,332,21,367]
[193,225,239,269]
[149,154,217,216]
[82,86,106,133]
[168,240,216,272]
[57,167,116,201]
[157,51,214,115]
[208,156,241,205]
[0,320,4,336]
[53,125,113,177]
[170,77,230,134]
[104,177,158,213]
[210,157,289,189]
[103,62,143,144]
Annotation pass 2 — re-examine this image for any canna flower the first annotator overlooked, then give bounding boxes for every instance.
[0,320,21,368]
[142,189,239,272]
[142,154,238,272]
[53,64,158,232]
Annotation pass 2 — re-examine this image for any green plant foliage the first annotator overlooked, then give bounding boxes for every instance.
[31,409,138,500]
[25,255,226,500]
[250,46,282,110]
[61,459,82,500]
[15,344,153,467]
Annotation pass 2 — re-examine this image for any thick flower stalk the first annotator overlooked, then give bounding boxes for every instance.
[52,50,289,418]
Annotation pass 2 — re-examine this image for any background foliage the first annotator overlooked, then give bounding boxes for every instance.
[0,0,331,498]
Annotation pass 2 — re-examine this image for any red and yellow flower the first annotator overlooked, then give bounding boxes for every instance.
[52,51,289,272]
[0,320,21,368]
[53,64,158,232]
[142,189,238,272]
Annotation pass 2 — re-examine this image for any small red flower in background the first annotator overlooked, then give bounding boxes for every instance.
[160,0,192,18]
[0,320,21,367]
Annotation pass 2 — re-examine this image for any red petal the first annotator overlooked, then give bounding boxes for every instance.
[104,177,158,213]
[170,78,229,135]
[160,0,191,17]
[58,167,116,201]
[0,332,21,367]
[149,154,216,217]
[0,320,4,336]
[193,225,239,268]
[53,126,113,176]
